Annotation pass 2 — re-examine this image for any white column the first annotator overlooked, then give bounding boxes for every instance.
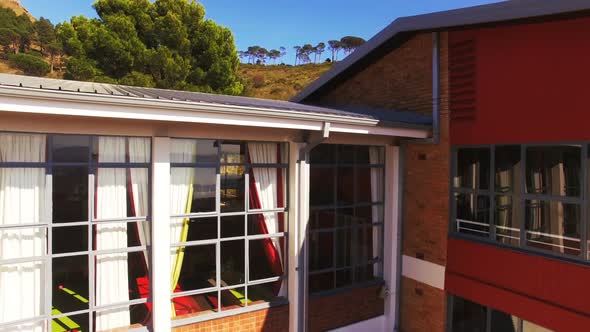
[384,145,400,332]
[151,137,171,332]
[288,142,301,332]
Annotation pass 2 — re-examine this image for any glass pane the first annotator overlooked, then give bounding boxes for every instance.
[221,287,246,311]
[249,167,287,210]
[53,166,88,223]
[171,167,196,216]
[335,269,352,288]
[526,146,581,197]
[355,225,381,263]
[175,244,216,291]
[357,146,384,164]
[249,238,284,281]
[53,255,89,314]
[221,141,246,163]
[248,283,282,305]
[310,144,335,164]
[309,231,334,271]
[336,228,352,268]
[0,168,48,224]
[0,320,45,331]
[171,292,218,319]
[495,196,521,245]
[310,167,335,206]
[336,167,354,206]
[491,309,519,332]
[455,193,490,238]
[95,168,130,220]
[94,136,127,163]
[54,225,87,254]
[309,271,334,293]
[128,137,151,163]
[357,167,384,204]
[356,205,384,224]
[94,221,136,251]
[310,209,335,230]
[495,145,522,193]
[525,200,580,256]
[52,313,88,332]
[451,296,487,332]
[0,133,46,162]
[191,168,217,213]
[0,227,46,259]
[95,303,149,332]
[196,139,218,163]
[220,165,245,212]
[95,251,147,305]
[455,148,490,190]
[247,213,285,235]
[523,320,553,332]
[171,139,197,163]
[336,208,354,227]
[220,240,245,286]
[0,261,45,324]
[337,145,355,164]
[186,217,217,241]
[52,134,90,163]
[221,215,244,238]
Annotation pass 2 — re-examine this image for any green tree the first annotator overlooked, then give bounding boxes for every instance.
[340,36,366,55]
[9,53,50,76]
[58,0,242,94]
[34,17,55,55]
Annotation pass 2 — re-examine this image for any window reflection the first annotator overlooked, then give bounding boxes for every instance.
[456,148,490,190]
[526,146,581,197]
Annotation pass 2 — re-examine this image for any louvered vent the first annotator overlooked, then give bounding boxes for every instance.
[450,38,477,120]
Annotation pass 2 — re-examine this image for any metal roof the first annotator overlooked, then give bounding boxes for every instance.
[0,73,376,121]
[292,0,590,102]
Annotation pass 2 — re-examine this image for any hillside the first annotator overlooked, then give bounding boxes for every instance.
[0,0,33,19]
[239,63,332,100]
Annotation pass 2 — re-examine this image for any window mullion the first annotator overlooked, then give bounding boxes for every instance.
[581,144,588,259]
[520,145,527,248]
[490,145,496,242]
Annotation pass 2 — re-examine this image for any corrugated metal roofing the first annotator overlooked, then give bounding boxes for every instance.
[292,0,590,102]
[0,73,377,120]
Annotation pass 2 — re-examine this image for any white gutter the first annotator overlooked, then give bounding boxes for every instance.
[0,85,429,139]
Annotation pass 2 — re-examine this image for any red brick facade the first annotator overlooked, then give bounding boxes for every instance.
[171,305,289,332]
[308,284,385,332]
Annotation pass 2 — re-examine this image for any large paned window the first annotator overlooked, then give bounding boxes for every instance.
[452,144,589,260]
[169,139,288,322]
[0,133,151,331]
[308,144,385,294]
[449,295,553,332]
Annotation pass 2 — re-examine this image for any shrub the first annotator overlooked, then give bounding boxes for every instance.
[8,53,50,76]
[252,74,265,88]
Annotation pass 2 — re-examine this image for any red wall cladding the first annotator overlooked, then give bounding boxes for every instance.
[450,16,590,145]
[446,238,590,330]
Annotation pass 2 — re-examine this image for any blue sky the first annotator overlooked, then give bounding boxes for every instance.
[21,0,502,64]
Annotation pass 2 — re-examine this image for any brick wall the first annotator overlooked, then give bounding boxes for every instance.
[303,32,451,332]
[399,277,446,332]
[402,31,450,267]
[308,284,385,332]
[171,305,288,332]
[307,33,434,116]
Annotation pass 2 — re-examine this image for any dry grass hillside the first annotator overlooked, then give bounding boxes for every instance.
[239,63,332,100]
[0,0,33,19]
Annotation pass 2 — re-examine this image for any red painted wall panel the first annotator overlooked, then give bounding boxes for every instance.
[450,16,590,145]
[446,238,590,329]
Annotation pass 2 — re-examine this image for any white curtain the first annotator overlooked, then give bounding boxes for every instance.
[248,143,286,297]
[0,133,47,331]
[95,137,130,330]
[129,138,150,267]
[169,140,197,291]
[369,147,383,277]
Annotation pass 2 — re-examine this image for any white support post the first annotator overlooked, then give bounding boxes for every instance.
[288,142,302,332]
[151,137,171,332]
[298,155,310,332]
[384,145,400,332]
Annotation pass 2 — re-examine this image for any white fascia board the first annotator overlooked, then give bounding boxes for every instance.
[0,86,431,139]
[330,123,430,139]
